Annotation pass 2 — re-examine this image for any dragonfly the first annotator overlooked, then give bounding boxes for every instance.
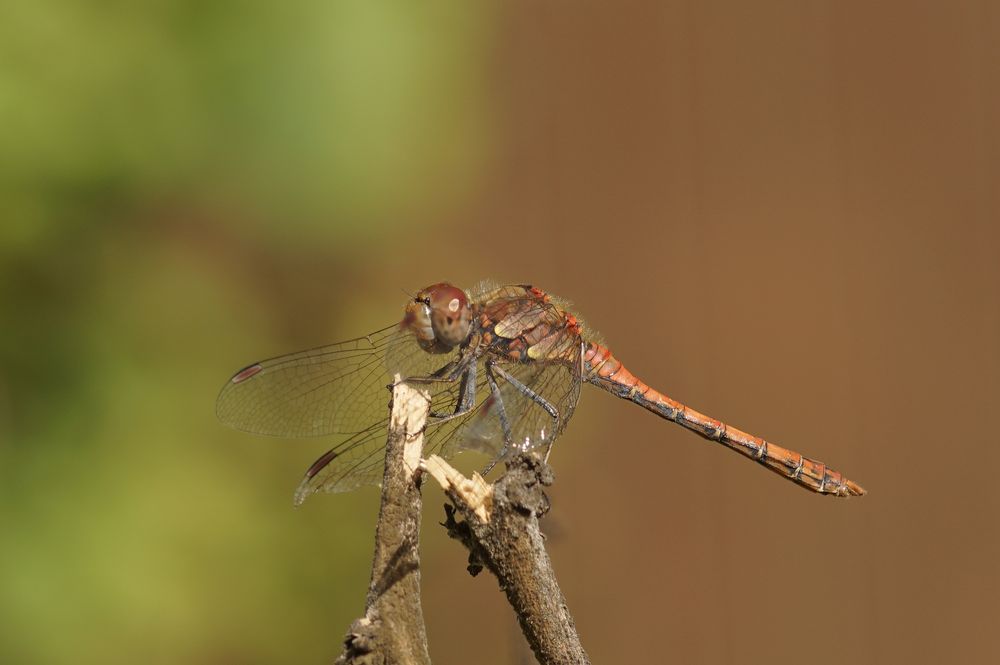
[217,281,866,504]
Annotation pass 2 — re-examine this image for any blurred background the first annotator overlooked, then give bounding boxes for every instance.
[1,1,997,663]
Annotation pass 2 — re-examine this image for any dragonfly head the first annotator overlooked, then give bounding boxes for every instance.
[403,283,473,353]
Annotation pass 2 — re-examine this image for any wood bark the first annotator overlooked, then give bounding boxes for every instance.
[337,379,432,665]
[423,453,590,665]
[334,378,588,664]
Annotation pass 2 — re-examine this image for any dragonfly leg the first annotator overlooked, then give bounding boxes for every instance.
[394,351,473,388]
[481,361,514,476]
[490,364,559,421]
[490,363,561,462]
[427,362,479,425]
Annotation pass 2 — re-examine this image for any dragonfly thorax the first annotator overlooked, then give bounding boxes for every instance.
[402,282,474,354]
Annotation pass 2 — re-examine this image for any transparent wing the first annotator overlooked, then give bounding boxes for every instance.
[276,285,584,503]
[295,344,583,503]
[216,324,438,437]
[449,284,583,458]
[293,365,492,502]
[442,346,583,460]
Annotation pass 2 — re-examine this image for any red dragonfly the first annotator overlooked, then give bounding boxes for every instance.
[217,282,866,504]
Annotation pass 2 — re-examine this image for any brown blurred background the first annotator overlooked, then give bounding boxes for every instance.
[1,1,997,664]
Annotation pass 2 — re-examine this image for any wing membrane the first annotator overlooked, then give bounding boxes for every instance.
[293,362,492,502]
[443,348,582,460]
[216,324,434,437]
[221,284,586,503]
[294,346,583,502]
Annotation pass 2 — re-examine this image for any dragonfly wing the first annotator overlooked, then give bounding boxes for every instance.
[216,324,435,437]
[436,348,583,463]
[291,349,583,503]
[293,420,390,503]
[293,368,489,502]
[280,284,583,501]
[437,286,584,462]
[496,352,582,456]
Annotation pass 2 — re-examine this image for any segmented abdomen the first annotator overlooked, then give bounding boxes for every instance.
[582,342,865,497]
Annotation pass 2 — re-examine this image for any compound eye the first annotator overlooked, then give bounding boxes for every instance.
[425,283,471,347]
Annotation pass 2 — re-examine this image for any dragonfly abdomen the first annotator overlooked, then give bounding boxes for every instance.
[583,342,865,497]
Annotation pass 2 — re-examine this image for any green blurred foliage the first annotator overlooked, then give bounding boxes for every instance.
[0,0,491,248]
[0,3,494,663]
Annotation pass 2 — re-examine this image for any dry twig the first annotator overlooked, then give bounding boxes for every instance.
[334,378,587,664]
[424,453,590,665]
[337,379,432,665]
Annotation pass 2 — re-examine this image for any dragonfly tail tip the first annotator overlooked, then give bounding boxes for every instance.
[843,479,867,497]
